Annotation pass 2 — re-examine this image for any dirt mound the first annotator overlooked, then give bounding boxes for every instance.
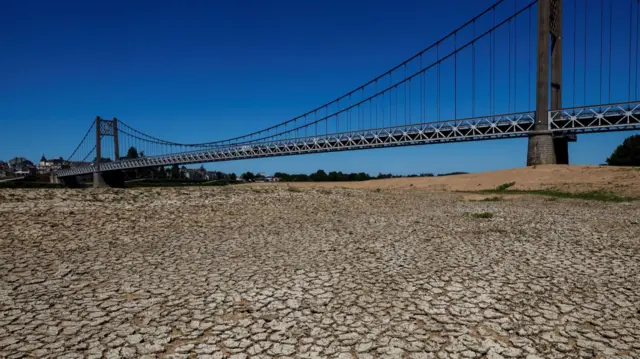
[271,165,640,196]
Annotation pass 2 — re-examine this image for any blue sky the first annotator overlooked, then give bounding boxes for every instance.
[1,0,638,175]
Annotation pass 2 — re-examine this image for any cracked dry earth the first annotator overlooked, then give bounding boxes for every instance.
[0,187,639,359]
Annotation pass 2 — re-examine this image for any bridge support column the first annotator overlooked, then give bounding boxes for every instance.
[527,0,555,165]
[550,0,568,165]
[93,172,107,188]
[49,173,61,184]
[527,0,563,166]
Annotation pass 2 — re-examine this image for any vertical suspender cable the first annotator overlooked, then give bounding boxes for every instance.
[636,1,639,99]
[395,82,398,126]
[472,20,476,117]
[529,6,532,110]
[362,88,365,129]
[509,14,512,113]
[408,78,411,125]
[349,94,352,131]
[573,0,577,107]
[492,8,496,115]
[376,82,379,127]
[583,0,587,105]
[454,33,458,119]
[490,11,493,115]
[420,56,424,122]
[326,105,329,135]
[390,74,393,125]
[438,43,441,121]
[514,0,517,112]
[609,0,613,102]
[600,0,604,104]
[405,64,408,125]
[424,61,428,122]
[629,0,634,101]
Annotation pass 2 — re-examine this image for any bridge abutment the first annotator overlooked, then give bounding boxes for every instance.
[60,175,82,188]
[93,171,125,188]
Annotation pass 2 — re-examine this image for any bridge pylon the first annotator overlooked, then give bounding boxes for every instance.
[528,0,566,166]
[93,116,122,188]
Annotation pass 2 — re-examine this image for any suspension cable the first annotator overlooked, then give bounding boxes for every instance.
[97,0,534,151]
[67,121,95,161]
[211,1,538,143]
[184,0,510,147]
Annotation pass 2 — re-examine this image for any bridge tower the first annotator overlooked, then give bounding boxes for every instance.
[528,0,568,165]
[93,116,121,188]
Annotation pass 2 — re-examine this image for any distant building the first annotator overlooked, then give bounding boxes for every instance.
[37,155,66,173]
[14,166,36,176]
[8,157,32,167]
[181,168,204,180]
[203,171,219,181]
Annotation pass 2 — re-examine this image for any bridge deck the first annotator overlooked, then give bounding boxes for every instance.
[56,102,640,177]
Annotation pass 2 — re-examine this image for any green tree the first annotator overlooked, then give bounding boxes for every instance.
[126,146,139,159]
[230,173,237,181]
[606,134,640,166]
[241,171,255,181]
[92,157,112,163]
[310,169,328,181]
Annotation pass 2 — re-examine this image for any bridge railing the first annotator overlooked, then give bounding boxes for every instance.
[54,101,640,178]
[549,102,640,132]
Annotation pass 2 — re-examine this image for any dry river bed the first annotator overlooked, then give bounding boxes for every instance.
[0,187,639,359]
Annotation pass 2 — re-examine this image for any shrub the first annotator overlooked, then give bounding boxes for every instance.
[495,182,516,191]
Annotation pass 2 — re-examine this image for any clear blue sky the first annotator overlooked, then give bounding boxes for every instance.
[1,0,638,175]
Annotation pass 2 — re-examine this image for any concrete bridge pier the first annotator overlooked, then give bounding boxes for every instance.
[527,132,556,165]
[93,172,106,188]
[93,171,125,188]
[59,175,82,188]
[50,173,61,185]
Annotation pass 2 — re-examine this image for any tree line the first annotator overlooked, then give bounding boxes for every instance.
[253,170,470,182]
[88,133,640,183]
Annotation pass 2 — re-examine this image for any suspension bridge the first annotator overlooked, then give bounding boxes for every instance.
[54,0,640,187]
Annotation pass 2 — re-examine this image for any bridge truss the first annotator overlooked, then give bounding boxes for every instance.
[56,102,639,177]
[55,0,640,178]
